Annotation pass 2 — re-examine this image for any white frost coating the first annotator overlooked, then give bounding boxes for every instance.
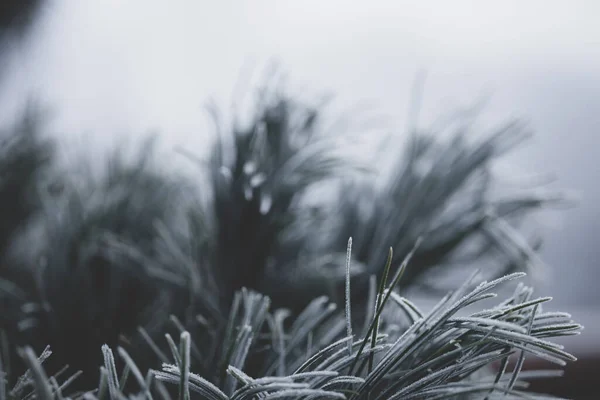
[259,193,272,215]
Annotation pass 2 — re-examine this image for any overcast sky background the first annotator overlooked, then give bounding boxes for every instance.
[1,0,599,307]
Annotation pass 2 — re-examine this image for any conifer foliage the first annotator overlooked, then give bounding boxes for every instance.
[0,80,582,399]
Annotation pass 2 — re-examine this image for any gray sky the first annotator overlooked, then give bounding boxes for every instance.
[1,0,599,306]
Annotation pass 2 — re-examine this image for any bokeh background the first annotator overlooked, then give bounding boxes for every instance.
[1,0,599,345]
